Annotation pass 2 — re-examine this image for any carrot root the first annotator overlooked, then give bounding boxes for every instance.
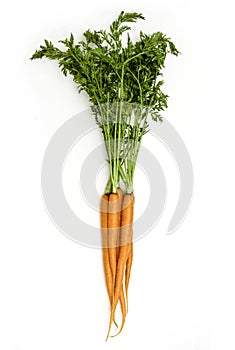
[101,194,119,328]
[106,193,134,340]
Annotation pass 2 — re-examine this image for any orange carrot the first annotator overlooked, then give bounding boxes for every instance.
[106,193,134,339]
[100,196,112,302]
[108,193,120,285]
[100,194,118,328]
[115,188,127,333]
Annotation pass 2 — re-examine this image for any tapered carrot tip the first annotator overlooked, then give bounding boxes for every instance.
[105,321,112,341]
[111,320,126,338]
[105,303,117,340]
[111,300,127,337]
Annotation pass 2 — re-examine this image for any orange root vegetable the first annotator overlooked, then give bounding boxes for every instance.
[101,189,127,334]
[100,194,118,328]
[100,195,112,301]
[106,193,134,340]
[108,193,120,287]
[107,189,124,331]
[115,188,127,333]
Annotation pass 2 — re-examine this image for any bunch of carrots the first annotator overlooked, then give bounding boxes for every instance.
[31,11,179,338]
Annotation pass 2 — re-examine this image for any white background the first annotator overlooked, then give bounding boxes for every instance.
[1,0,235,349]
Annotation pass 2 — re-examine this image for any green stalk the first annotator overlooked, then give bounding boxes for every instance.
[31,11,179,195]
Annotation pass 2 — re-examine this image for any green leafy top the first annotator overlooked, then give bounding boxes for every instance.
[31,11,179,122]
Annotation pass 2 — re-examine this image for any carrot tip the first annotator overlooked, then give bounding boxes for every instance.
[111,318,126,338]
[113,318,118,329]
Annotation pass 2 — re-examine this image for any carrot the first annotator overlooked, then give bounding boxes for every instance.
[108,193,120,286]
[115,188,127,333]
[106,193,134,339]
[109,189,127,327]
[107,191,122,332]
[100,194,118,328]
[102,189,126,333]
